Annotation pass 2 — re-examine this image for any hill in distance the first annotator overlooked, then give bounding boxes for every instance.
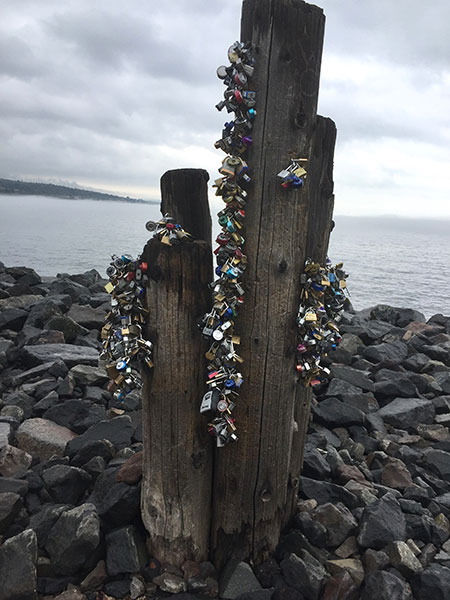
[0,178,156,204]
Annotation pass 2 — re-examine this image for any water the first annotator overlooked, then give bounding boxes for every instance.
[0,194,449,318]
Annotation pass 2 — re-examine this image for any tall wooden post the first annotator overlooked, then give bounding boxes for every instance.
[210,0,335,566]
[141,170,213,565]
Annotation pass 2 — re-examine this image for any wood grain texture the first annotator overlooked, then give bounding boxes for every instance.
[210,0,332,566]
[141,170,213,565]
[160,169,211,243]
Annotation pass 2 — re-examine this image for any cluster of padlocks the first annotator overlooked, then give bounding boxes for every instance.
[296,258,348,387]
[198,41,256,447]
[277,157,308,188]
[145,214,193,246]
[100,254,153,402]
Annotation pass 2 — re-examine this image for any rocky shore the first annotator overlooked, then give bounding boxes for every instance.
[0,262,450,600]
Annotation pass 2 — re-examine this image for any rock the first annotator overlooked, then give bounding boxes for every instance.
[105,525,147,576]
[363,341,408,365]
[153,572,187,594]
[377,397,435,429]
[53,590,86,600]
[69,364,108,387]
[325,379,362,398]
[68,269,101,288]
[42,465,92,504]
[115,451,143,484]
[423,448,450,481]
[381,458,413,489]
[335,536,358,559]
[67,304,106,330]
[65,415,133,456]
[300,477,358,509]
[341,393,379,414]
[313,398,365,427]
[45,315,87,343]
[70,439,115,467]
[373,376,418,399]
[43,400,106,434]
[361,570,412,600]
[16,418,77,461]
[411,563,450,599]
[0,444,32,477]
[103,580,130,598]
[29,505,68,548]
[219,560,262,600]
[418,424,450,442]
[435,372,450,394]
[10,361,63,387]
[357,494,406,549]
[330,365,374,392]
[130,575,147,600]
[0,529,37,600]
[48,279,90,303]
[87,468,140,527]
[293,511,327,546]
[24,299,63,328]
[80,560,107,592]
[326,558,364,586]
[0,492,23,534]
[302,448,331,480]
[0,477,29,496]
[21,344,99,368]
[45,503,100,575]
[29,329,66,345]
[0,307,28,331]
[310,503,358,547]
[0,422,13,449]
[280,551,328,600]
[386,541,423,577]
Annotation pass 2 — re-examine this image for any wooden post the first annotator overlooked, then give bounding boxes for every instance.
[141,170,213,565]
[210,0,335,566]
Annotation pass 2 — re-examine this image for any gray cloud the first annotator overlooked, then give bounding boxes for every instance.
[0,0,449,217]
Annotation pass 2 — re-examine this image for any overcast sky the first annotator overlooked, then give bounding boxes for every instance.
[1,0,449,218]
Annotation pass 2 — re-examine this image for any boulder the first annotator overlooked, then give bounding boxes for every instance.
[313,398,365,427]
[115,451,143,484]
[29,504,69,548]
[0,307,28,331]
[65,415,133,456]
[0,422,13,449]
[377,398,435,429]
[0,529,37,600]
[45,503,100,575]
[69,364,108,387]
[357,494,406,549]
[45,315,87,343]
[43,400,106,434]
[330,365,374,392]
[67,304,106,330]
[310,503,358,547]
[280,551,328,600]
[363,341,408,365]
[361,570,412,600]
[0,492,23,534]
[105,525,147,576]
[0,444,32,477]
[16,418,77,461]
[42,465,92,504]
[381,458,414,490]
[48,279,90,303]
[87,467,140,528]
[21,344,99,368]
[411,564,450,600]
[386,541,423,578]
[25,299,63,328]
[300,477,358,509]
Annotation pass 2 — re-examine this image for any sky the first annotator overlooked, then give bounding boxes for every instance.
[1,0,450,218]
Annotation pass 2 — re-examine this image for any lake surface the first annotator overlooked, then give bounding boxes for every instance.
[0,194,449,318]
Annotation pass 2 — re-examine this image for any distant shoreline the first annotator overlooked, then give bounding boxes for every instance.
[0,177,157,204]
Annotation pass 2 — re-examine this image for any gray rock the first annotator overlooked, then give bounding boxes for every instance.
[331,365,375,392]
[313,398,365,427]
[65,415,133,456]
[3,391,35,419]
[361,570,412,600]
[435,372,450,394]
[67,304,106,330]
[45,503,100,575]
[16,418,77,461]
[24,298,62,328]
[0,307,28,331]
[43,399,106,434]
[70,439,115,467]
[0,529,37,600]
[358,494,406,549]
[10,362,61,387]
[280,551,328,600]
[0,492,23,534]
[48,279,90,303]
[68,270,101,288]
[363,341,409,365]
[311,502,358,547]
[423,449,450,481]
[0,444,32,477]
[0,477,29,496]
[29,504,69,548]
[377,397,435,429]
[341,392,379,414]
[69,364,108,387]
[411,564,450,600]
[302,448,331,480]
[300,476,359,509]
[42,465,92,504]
[0,422,13,449]
[105,525,147,576]
[219,560,262,600]
[87,467,140,527]
[45,315,87,343]
[325,378,362,398]
[21,344,99,368]
[386,541,423,578]
[152,572,186,594]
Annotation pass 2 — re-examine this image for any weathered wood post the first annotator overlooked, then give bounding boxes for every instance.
[141,169,213,565]
[210,0,336,566]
